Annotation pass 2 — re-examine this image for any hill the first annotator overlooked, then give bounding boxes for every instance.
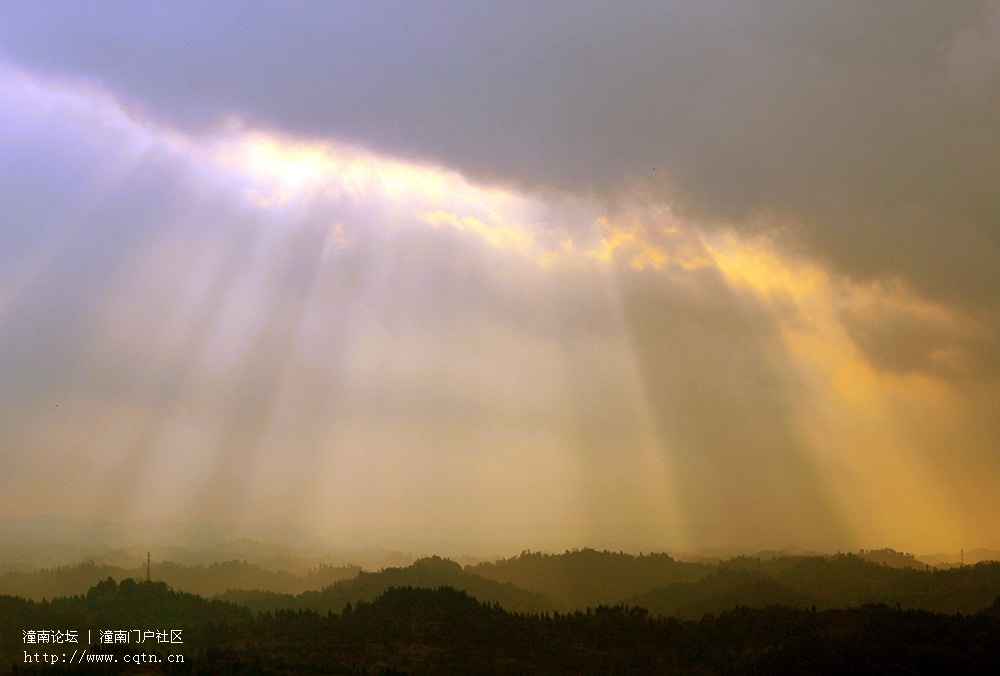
[0,577,250,670]
[0,559,359,600]
[467,548,711,609]
[633,554,1000,619]
[219,555,553,615]
[5,581,1000,674]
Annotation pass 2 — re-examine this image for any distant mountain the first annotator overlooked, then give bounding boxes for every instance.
[0,559,359,601]
[921,548,1000,568]
[219,555,553,614]
[467,548,712,609]
[632,554,1000,619]
[0,515,510,570]
[0,515,318,549]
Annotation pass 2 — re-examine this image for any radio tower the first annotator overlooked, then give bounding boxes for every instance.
[147,551,151,582]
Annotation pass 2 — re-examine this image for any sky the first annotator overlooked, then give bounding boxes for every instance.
[1,1,999,554]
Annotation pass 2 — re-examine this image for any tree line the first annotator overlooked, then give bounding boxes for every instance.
[3,579,1000,674]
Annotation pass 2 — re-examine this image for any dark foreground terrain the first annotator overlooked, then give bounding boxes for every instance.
[4,577,1000,675]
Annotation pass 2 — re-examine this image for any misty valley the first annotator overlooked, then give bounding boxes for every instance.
[3,546,1000,674]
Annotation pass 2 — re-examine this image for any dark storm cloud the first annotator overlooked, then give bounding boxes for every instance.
[3,1,998,380]
[0,12,991,213]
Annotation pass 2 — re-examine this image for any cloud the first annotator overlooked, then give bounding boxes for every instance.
[2,50,1000,553]
[3,2,997,317]
[948,0,1000,101]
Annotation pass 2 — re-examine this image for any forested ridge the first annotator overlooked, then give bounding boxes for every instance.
[6,550,1000,673]
[217,556,551,615]
[632,555,1000,619]
[8,550,1000,618]
[4,579,1000,675]
[0,561,360,601]
[468,549,710,609]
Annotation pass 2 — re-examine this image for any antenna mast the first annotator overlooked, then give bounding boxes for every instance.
[146,551,151,582]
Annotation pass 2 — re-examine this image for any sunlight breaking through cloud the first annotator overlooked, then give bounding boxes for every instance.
[2,60,999,554]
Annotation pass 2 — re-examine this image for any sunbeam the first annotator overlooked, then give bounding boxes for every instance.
[2,54,999,553]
